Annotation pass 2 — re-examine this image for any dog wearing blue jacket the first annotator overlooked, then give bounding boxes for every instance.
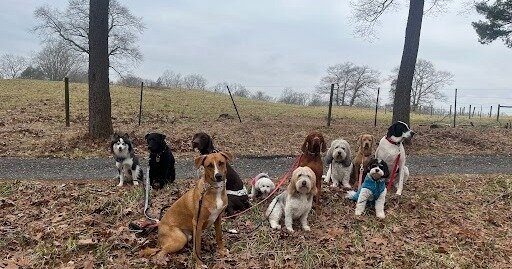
[346,158,390,218]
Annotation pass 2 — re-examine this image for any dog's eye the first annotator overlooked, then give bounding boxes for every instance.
[218,161,224,166]
[207,163,214,168]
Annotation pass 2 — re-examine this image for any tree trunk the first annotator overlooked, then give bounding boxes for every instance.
[88,0,113,138]
[341,86,347,106]
[392,0,425,125]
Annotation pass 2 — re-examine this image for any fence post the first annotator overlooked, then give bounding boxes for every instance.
[480,105,482,118]
[497,104,501,122]
[489,106,492,117]
[327,84,334,127]
[374,87,380,127]
[430,105,433,116]
[453,88,457,127]
[64,77,70,127]
[226,85,242,123]
[468,105,472,119]
[138,82,144,126]
[472,106,476,117]
[449,105,452,116]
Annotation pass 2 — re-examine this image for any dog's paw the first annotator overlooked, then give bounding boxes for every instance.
[286,227,294,233]
[270,224,281,230]
[133,181,139,186]
[152,253,168,265]
[195,262,208,269]
[217,247,229,257]
[117,182,123,187]
[376,212,386,219]
[396,190,402,196]
[342,184,352,189]
[354,210,363,216]
[303,225,311,232]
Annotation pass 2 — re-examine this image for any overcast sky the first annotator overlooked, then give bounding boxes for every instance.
[1,0,511,109]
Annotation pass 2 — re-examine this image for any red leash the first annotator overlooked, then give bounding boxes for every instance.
[223,155,302,220]
[386,154,401,191]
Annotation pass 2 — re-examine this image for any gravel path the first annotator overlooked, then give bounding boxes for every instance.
[0,154,511,180]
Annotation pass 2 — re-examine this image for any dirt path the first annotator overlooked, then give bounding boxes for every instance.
[0,154,511,180]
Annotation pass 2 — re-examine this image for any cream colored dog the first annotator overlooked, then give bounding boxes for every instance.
[266,166,317,233]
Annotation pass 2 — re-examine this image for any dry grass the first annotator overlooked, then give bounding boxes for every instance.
[1,174,511,268]
[0,79,511,159]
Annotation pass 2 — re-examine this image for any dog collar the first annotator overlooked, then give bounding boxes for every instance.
[386,137,400,145]
[150,146,168,162]
[226,186,248,197]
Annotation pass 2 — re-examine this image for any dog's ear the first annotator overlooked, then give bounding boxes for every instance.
[207,136,215,153]
[325,146,334,164]
[370,135,375,146]
[301,135,310,153]
[144,133,150,140]
[122,133,130,139]
[381,160,390,178]
[320,135,327,153]
[194,155,207,169]
[356,135,362,152]
[308,168,318,196]
[159,133,166,140]
[342,142,352,167]
[219,152,232,161]
[287,168,300,195]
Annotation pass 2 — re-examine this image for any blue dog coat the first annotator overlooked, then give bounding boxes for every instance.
[351,175,386,201]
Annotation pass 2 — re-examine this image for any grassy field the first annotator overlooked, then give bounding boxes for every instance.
[1,175,511,268]
[0,79,511,159]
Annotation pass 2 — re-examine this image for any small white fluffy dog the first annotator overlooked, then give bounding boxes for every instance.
[375,121,415,195]
[249,173,275,199]
[266,166,317,232]
[324,139,353,188]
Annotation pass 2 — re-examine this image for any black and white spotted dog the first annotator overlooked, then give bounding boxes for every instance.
[375,121,415,195]
[145,132,176,190]
[111,133,143,187]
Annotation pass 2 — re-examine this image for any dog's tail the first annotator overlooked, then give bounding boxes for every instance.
[345,190,357,200]
[265,196,278,218]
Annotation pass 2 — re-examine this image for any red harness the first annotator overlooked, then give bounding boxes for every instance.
[386,153,401,191]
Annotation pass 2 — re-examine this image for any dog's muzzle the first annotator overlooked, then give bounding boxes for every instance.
[214,173,223,182]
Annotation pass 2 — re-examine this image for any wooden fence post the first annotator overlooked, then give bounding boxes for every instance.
[453,89,457,127]
[64,77,70,127]
[226,85,242,123]
[327,84,334,127]
[138,82,143,126]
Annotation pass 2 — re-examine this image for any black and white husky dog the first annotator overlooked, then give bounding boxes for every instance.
[111,133,143,187]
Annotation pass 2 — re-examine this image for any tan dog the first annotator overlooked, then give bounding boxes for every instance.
[352,134,375,185]
[145,152,231,268]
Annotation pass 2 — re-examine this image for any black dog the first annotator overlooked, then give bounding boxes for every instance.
[192,132,251,216]
[145,133,176,189]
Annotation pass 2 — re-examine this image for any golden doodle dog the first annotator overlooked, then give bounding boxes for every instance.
[352,134,375,185]
[144,152,231,268]
[266,166,317,232]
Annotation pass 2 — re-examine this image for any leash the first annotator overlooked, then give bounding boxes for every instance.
[144,167,159,222]
[386,154,401,191]
[222,155,302,220]
[357,163,364,190]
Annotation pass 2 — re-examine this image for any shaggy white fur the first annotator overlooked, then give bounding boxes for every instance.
[249,173,275,199]
[324,139,353,188]
[266,167,316,233]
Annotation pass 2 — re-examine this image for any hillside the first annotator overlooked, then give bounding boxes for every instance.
[0,79,510,158]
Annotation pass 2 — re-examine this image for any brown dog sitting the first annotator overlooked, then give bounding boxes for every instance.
[352,134,375,186]
[298,131,327,205]
[145,152,231,268]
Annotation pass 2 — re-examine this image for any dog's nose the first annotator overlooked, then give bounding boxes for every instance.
[337,151,341,155]
[411,131,416,137]
[214,173,223,182]
[301,181,307,186]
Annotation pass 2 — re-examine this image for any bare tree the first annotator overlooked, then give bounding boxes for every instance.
[389,59,453,111]
[117,74,143,87]
[33,0,144,74]
[0,54,28,79]
[308,93,328,106]
[251,91,274,102]
[211,82,248,96]
[347,65,381,106]
[278,88,309,106]
[20,66,45,80]
[157,70,183,88]
[316,63,380,106]
[35,41,85,81]
[183,74,208,90]
[88,0,112,139]
[350,0,451,124]
[316,63,357,106]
